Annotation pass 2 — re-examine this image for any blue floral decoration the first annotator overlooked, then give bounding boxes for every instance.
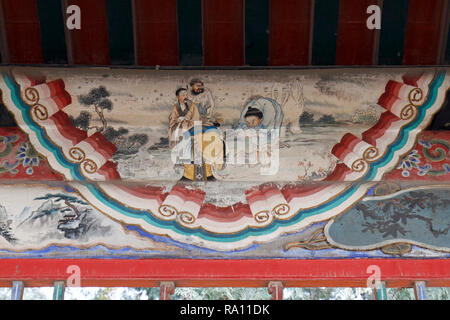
[398,150,421,177]
[418,140,431,148]
[444,163,450,174]
[16,142,40,175]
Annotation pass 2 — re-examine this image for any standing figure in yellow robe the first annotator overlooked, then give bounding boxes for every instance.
[169,87,220,181]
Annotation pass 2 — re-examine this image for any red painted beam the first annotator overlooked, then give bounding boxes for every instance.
[67,0,110,65]
[203,0,244,66]
[402,0,446,65]
[1,0,43,64]
[0,259,450,288]
[269,0,312,66]
[134,0,179,66]
[335,0,378,65]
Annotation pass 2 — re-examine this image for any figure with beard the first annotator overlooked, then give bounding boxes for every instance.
[169,87,223,182]
[187,78,216,121]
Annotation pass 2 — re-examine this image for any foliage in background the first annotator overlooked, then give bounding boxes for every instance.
[0,286,450,300]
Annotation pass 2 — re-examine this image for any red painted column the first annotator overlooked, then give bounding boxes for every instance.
[1,0,43,63]
[335,0,378,65]
[269,0,312,66]
[134,0,179,66]
[66,0,110,65]
[402,0,446,65]
[203,0,244,66]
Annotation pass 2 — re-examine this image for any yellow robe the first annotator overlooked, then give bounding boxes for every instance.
[168,101,213,180]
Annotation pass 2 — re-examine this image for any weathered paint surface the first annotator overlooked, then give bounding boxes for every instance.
[0,66,449,259]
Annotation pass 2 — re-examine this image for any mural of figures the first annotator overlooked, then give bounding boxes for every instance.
[0,66,449,257]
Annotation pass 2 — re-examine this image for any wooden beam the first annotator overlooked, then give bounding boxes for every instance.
[0,259,449,288]
[403,0,446,65]
[371,0,382,65]
[66,0,110,65]
[269,0,313,66]
[0,0,10,63]
[133,0,178,66]
[203,0,244,66]
[437,0,450,64]
[335,0,379,65]
[1,0,44,64]
[62,0,74,64]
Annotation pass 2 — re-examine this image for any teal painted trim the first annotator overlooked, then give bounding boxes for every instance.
[365,71,445,181]
[36,0,68,64]
[1,71,445,244]
[376,281,387,300]
[53,281,65,300]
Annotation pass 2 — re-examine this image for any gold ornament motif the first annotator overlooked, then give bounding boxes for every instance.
[272,203,290,217]
[363,146,379,162]
[284,228,333,251]
[158,204,178,217]
[22,87,47,121]
[24,87,39,104]
[81,159,98,174]
[68,147,86,162]
[400,87,422,121]
[351,158,368,173]
[178,211,196,225]
[158,205,197,225]
[400,104,417,121]
[408,87,423,106]
[381,243,412,255]
[254,210,271,223]
[31,104,48,121]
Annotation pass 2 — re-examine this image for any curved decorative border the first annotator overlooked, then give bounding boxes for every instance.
[0,67,446,250]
